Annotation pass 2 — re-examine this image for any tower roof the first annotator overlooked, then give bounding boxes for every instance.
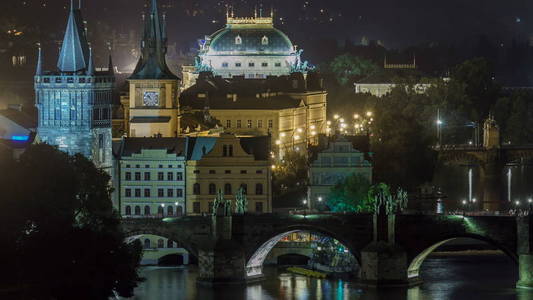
[129,0,179,80]
[57,1,90,73]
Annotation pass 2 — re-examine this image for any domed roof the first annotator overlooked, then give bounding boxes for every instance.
[206,18,294,55]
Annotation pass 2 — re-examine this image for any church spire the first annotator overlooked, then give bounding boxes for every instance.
[129,0,178,80]
[87,46,95,76]
[57,0,90,72]
[36,43,43,76]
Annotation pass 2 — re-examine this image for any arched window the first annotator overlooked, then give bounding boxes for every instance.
[193,183,201,195]
[235,35,242,45]
[167,240,174,248]
[240,183,248,194]
[224,183,232,195]
[209,183,216,195]
[158,205,164,215]
[157,239,164,248]
[167,205,174,216]
[261,36,269,45]
[134,206,141,215]
[255,183,263,195]
[144,205,151,216]
[144,239,151,249]
[177,206,183,216]
[125,205,131,215]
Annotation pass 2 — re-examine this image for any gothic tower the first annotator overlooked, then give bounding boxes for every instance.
[35,2,114,169]
[127,0,180,137]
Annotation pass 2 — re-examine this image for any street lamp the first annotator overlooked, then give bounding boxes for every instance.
[334,114,339,120]
[366,111,373,117]
[353,114,360,119]
[318,196,323,202]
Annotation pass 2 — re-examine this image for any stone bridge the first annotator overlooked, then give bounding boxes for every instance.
[121,213,533,288]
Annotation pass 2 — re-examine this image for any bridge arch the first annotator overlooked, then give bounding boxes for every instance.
[124,230,198,259]
[245,224,361,278]
[407,233,518,280]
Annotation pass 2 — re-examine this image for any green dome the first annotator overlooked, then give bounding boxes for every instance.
[208,26,294,55]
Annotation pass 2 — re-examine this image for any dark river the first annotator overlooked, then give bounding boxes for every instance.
[120,254,533,300]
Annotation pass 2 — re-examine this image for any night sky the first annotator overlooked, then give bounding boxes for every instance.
[2,0,532,49]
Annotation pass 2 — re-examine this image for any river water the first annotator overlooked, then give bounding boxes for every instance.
[121,254,533,300]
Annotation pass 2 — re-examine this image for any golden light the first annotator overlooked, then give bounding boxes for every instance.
[275,140,281,145]
[297,128,303,133]
[311,131,317,136]
[353,114,360,119]
[366,111,373,117]
[310,125,316,130]
[271,165,276,170]
[339,118,345,123]
[280,132,286,137]
[294,135,301,140]
[333,114,339,119]
[341,123,347,128]
[326,120,332,125]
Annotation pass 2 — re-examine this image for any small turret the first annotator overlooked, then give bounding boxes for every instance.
[35,43,43,76]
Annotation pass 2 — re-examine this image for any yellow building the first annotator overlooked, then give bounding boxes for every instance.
[186,133,272,214]
[180,72,327,158]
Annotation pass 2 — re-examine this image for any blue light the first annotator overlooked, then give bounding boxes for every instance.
[11,135,29,141]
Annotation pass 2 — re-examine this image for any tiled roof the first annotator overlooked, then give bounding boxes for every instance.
[119,137,187,157]
[130,116,171,123]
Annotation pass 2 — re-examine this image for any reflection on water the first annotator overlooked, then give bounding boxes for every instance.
[121,255,533,300]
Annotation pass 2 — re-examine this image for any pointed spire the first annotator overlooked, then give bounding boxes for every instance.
[36,43,43,76]
[87,46,95,76]
[108,54,114,75]
[57,0,90,72]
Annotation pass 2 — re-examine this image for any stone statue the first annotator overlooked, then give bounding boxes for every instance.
[224,197,232,216]
[212,189,224,216]
[396,188,408,212]
[370,183,407,215]
[234,187,248,214]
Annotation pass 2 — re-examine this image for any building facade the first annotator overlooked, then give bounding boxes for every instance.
[186,133,272,214]
[35,3,113,168]
[122,0,181,138]
[115,138,186,217]
[308,137,372,208]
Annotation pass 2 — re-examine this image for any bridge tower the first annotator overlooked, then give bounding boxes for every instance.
[483,115,500,149]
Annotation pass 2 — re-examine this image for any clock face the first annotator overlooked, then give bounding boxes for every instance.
[143,91,159,106]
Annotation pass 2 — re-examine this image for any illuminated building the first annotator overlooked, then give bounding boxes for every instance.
[34,2,113,169]
[121,0,181,138]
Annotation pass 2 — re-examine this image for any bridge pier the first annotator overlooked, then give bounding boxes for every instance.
[479,161,504,211]
[517,215,533,289]
[359,212,418,287]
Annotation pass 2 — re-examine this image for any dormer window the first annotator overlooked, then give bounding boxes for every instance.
[235,35,242,45]
[261,36,269,45]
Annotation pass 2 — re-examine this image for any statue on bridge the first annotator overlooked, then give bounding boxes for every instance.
[213,189,229,216]
[234,187,248,214]
[371,184,408,215]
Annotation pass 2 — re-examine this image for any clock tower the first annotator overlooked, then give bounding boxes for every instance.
[127,0,180,137]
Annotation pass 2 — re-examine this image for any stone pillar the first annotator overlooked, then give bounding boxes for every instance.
[196,215,248,286]
[517,215,533,289]
[479,158,504,212]
[359,211,414,287]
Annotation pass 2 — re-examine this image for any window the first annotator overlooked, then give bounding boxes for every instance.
[225,170,231,174]
[193,170,200,174]
[257,120,263,128]
[275,62,281,67]
[144,239,151,249]
[158,172,164,180]
[249,62,255,67]
[237,120,242,128]
[158,206,164,215]
[159,164,163,168]
[193,202,201,213]
[144,172,150,181]
[268,120,273,128]
[167,240,174,248]
[134,172,141,181]
[261,62,268,67]
[126,164,131,168]
[222,62,229,68]
[144,188,150,197]
[240,170,247,174]
[135,165,140,168]
[193,183,201,195]
[261,36,269,45]
[223,145,228,157]
[135,189,141,197]
[168,165,172,168]
[134,206,141,215]
[167,172,173,181]
[144,205,151,215]
[158,239,164,248]
[226,120,231,128]
[235,62,242,67]
[145,165,149,168]
[229,145,233,156]
[240,183,248,194]
[167,189,174,197]
[209,170,216,174]
[125,205,131,215]
[256,202,264,213]
[247,120,252,128]
[235,35,242,44]
[177,172,183,181]
[158,188,164,197]
[224,183,232,195]
[209,183,216,195]
[177,189,183,197]
[167,206,174,216]
[256,170,263,174]
[256,183,263,195]
[177,206,183,216]
[125,188,131,197]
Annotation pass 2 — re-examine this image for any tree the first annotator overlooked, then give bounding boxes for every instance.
[0,144,142,299]
[327,173,373,212]
[329,53,379,86]
[272,151,309,207]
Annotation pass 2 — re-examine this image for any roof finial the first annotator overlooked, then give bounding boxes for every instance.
[36,43,43,76]
[254,6,257,18]
[79,0,81,9]
[87,46,95,76]
[70,0,74,11]
[226,5,229,20]
[271,7,274,18]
